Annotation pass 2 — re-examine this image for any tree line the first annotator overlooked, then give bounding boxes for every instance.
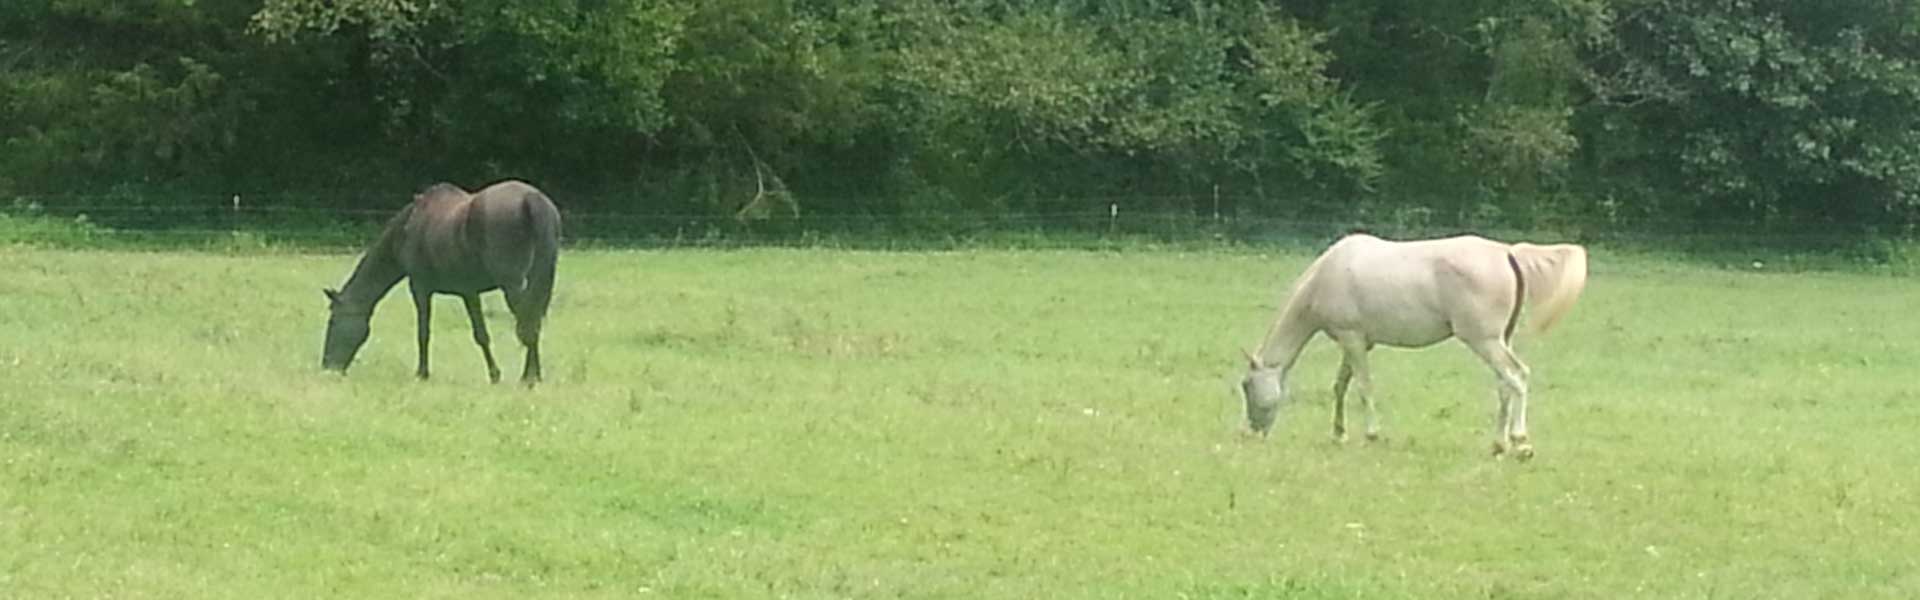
[4,0,1919,235]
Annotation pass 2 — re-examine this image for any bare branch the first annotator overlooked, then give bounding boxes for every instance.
[1,44,35,72]
[730,122,800,221]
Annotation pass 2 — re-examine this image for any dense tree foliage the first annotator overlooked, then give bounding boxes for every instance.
[4,0,1918,232]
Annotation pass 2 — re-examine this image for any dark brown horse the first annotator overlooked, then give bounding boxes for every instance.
[322,180,561,384]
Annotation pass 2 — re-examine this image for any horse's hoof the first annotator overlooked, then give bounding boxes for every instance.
[1513,444,1535,462]
[1491,441,1508,458]
[1364,431,1383,443]
[1331,433,1348,445]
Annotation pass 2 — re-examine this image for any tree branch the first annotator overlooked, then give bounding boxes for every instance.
[1,44,34,72]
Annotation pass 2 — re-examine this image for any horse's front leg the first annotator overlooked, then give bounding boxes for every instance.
[462,294,502,383]
[1331,360,1353,443]
[1331,335,1376,443]
[1358,343,1381,442]
[409,283,433,380]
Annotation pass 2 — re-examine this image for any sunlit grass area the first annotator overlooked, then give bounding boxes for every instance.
[2,246,1916,598]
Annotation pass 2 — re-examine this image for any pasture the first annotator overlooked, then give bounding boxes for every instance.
[1,245,1916,598]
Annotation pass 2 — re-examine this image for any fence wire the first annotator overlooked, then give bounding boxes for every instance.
[4,193,1915,255]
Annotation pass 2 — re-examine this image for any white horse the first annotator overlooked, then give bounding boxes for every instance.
[1239,233,1588,459]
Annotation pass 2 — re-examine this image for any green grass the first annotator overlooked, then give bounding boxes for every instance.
[2,245,1917,598]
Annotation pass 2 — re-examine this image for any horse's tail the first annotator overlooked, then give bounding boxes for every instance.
[520,188,562,318]
[1508,243,1588,334]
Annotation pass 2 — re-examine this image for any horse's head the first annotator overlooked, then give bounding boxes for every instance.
[1239,348,1288,435]
[321,288,371,372]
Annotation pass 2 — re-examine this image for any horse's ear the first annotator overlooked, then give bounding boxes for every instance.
[1242,348,1262,370]
[323,288,340,303]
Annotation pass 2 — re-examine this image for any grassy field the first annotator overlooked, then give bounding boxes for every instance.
[2,244,1917,598]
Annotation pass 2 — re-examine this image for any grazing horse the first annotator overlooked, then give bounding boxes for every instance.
[1238,233,1587,459]
[321,180,561,384]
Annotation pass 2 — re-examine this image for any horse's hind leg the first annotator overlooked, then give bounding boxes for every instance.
[1505,350,1534,456]
[502,287,545,385]
[518,320,542,385]
[1464,337,1531,459]
[462,294,503,383]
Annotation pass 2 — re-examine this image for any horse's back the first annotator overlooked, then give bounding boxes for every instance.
[395,180,559,295]
[1305,234,1518,346]
[464,180,557,238]
[1322,234,1508,286]
[469,180,550,217]
[472,180,546,206]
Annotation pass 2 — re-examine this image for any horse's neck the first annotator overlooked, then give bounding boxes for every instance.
[339,243,406,311]
[1256,299,1317,372]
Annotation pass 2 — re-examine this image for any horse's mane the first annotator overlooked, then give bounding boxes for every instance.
[1277,234,1365,314]
[1255,235,1353,357]
[359,202,414,258]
